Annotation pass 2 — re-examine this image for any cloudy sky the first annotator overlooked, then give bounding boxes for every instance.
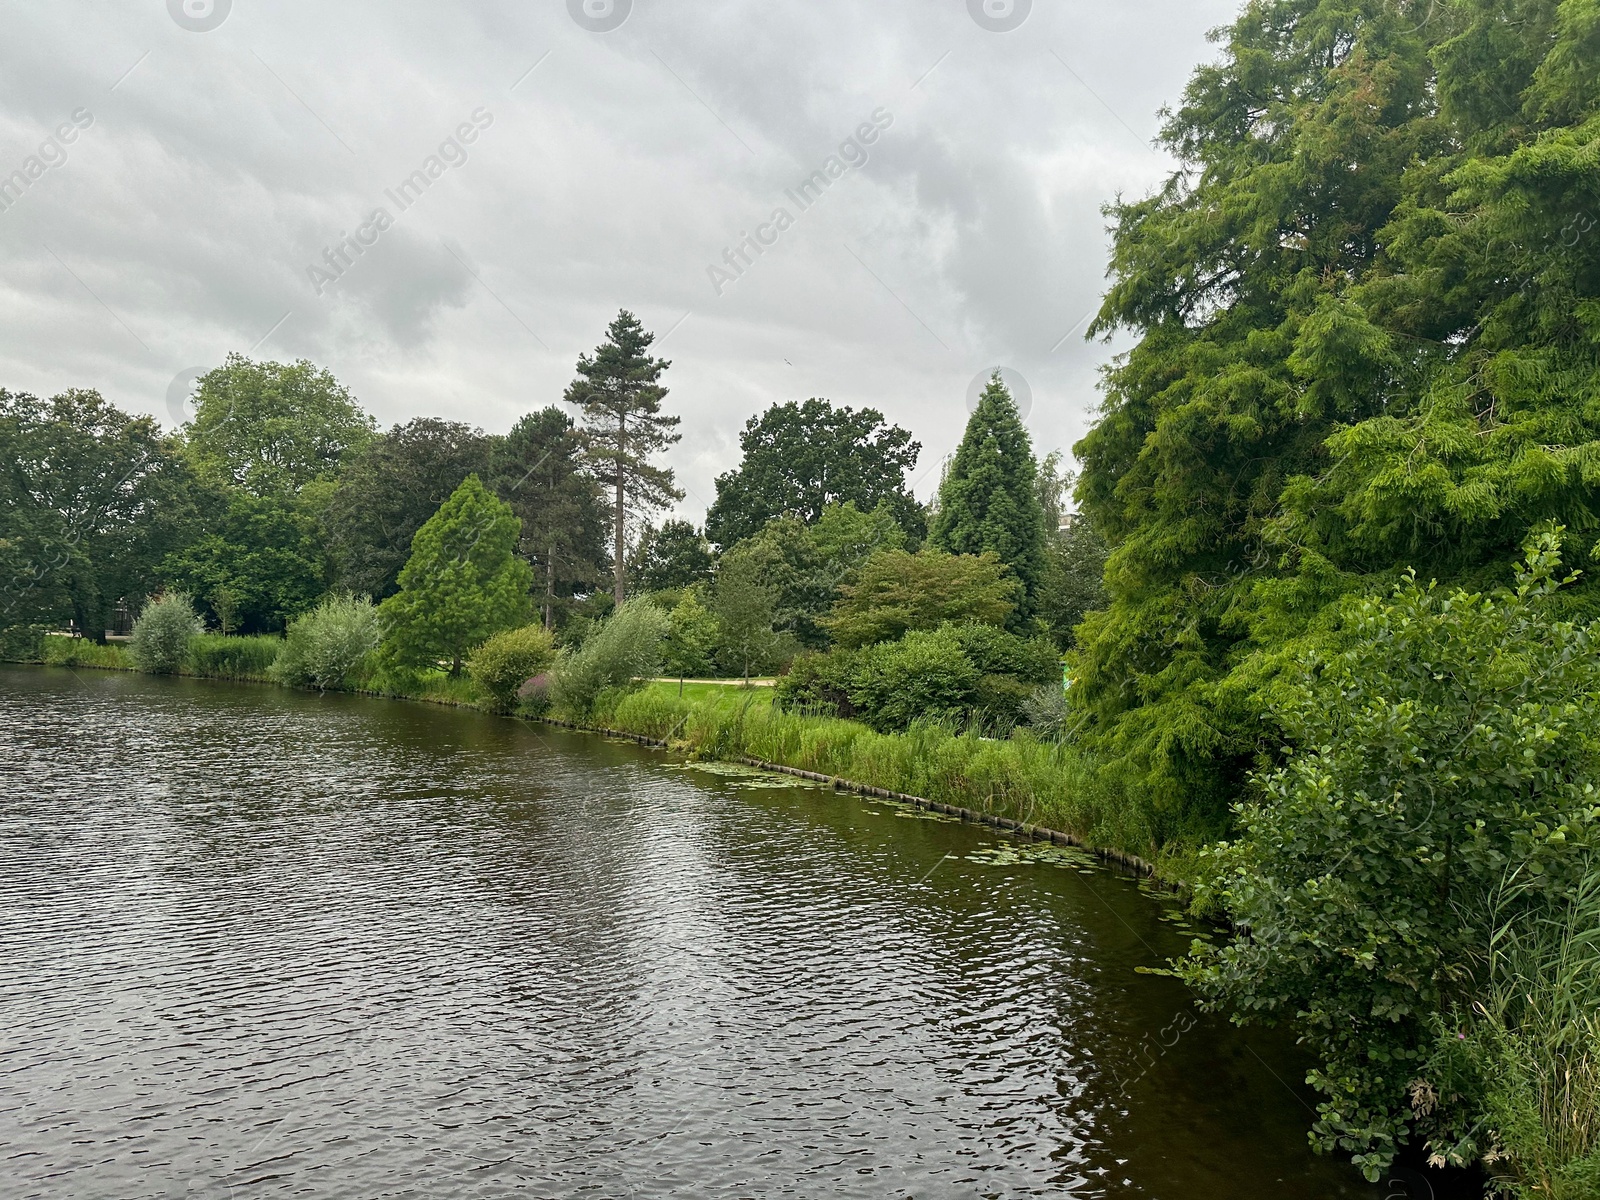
[0,0,1235,520]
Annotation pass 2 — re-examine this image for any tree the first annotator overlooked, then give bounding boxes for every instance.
[183,354,375,497]
[564,311,682,605]
[810,500,906,581]
[488,407,608,628]
[378,475,533,674]
[663,587,719,686]
[161,489,328,633]
[719,518,835,650]
[826,549,1018,648]
[704,398,923,549]
[1181,533,1600,1184]
[633,519,714,593]
[931,372,1047,627]
[1,388,198,640]
[1070,0,1600,838]
[324,418,494,601]
[712,552,779,682]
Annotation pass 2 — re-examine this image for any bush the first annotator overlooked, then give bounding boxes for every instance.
[549,600,669,718]
[129,592,204,674]
[190,633,282,679]
[775,648,859,718]
[467,624,556,714]
[1180,534,1600,1182]
[848,627,979,733]
[945,623,1060,685]
[1021,682,1069,740]
[273,593,381,691]
[0,625,46,661]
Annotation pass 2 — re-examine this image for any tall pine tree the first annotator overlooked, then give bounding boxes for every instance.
[930,373,1047,625]
[488,407,608,629]
[563,311,682,605]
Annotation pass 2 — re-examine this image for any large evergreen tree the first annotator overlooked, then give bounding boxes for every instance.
[488,407,608,628]
[705,399,923,549]
[930,373,1047,627]
[378,475,533,674]
[1072,0,1600,836]
[563,311,682,605]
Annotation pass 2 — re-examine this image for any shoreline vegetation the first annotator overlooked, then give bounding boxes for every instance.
[4,637,1161,879]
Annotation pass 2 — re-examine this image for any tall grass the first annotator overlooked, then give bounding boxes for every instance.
[39,637,133,670]
[1427,865,1600,1198]
[593,683,1155,860]
[190,633,281,680]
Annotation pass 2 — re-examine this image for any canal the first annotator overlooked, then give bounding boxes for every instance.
[0,666,1403,1197]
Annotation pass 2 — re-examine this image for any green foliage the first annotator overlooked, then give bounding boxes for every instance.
[189,633,282,680]
[1,387,197,640]
[1072,0,1600,847]
[0,625,46,661]
[774,648,860,717]
[932,373,1048,625]
[634,519,714,592]
[129,592,204,674]
[161,489,329,633]
[489,406,608,624]
[565,311,682,603]
[597,681,1151,857]
[549,600,669,718]
[184,354,375,497]
[711,550,783,681]
[378,475,533,674]
[324,417,493,601]
[467,623,556,714]
[943,623,1060,685]
[848,628,980,733]
[663,588,719,679]
[1422,868,1600,1200]
[811,500,906,573]
[1180,535,1600,1181]
[827,549,1018,648]
[273,594,381,691]
[705,398,923,548]
[718,518,834,649]
[40,636,132,670]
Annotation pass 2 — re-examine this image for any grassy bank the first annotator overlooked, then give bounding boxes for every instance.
[5,644,1162,875]
[587,682,1162,869]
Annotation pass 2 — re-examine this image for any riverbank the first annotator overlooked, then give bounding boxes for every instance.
[6,640,1174,881]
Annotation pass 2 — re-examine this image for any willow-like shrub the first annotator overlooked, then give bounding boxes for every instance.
[128,592,203,674]
[549,601,668,718]
[273,594,380,691]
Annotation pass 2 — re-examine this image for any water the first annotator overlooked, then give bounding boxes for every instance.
[0,666,1401,1198]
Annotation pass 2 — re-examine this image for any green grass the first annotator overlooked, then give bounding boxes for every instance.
[584,681,1159,867]
[189,633,281,680]
[39,637,134,670]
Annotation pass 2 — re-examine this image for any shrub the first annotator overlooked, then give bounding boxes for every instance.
[0,625,46,662]
[190,633,282,679]
[1180,533,1600,1182]
[775,648,859,718]
[827,548,1018,648]
[848,627,978,733]
[549,600,669,718]
[273,593,381,691]
[129,592,203,674]
[467,623,556,714]
[945,622,1060,685]
[1021,682,1069,739]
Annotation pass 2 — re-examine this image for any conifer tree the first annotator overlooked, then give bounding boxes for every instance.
[378,475,532,674]
[930,373,1047,624]
[563,311,682,605]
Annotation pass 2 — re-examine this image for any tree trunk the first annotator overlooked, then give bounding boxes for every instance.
[544,541,555,630]
[613,414,627,607]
